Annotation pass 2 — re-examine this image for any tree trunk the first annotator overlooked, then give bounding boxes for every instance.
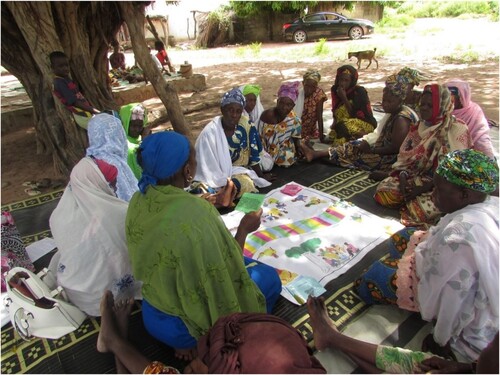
[119,2,192,140]
[1,2,87,175]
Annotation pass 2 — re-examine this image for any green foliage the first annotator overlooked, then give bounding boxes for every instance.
[377,13,414,28]
[313,38,329,55]
[395,1,497,18]
[230,1,319,17]
[234,42,262,58]
[249,42,262,56]
[207,8,231,30]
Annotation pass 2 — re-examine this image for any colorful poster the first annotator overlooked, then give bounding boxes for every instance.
[221,182,403,304]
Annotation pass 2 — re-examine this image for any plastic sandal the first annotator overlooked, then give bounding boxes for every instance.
[24,187,41,196]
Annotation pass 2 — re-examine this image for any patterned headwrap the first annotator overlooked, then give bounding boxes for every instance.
[242,84,261,97]
[137,131,191,194]
[277,81,301,103]
[397,67,422,86]
[422,83,453,126]
[131,104,146,121]
[436,149,499,194]
[86,113,138,201]
[385,74,409,100]
[303,69,321,83]
[335,65,358,88]
[221,88,246,108]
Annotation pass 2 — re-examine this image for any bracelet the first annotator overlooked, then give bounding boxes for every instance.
[399,171,409,178]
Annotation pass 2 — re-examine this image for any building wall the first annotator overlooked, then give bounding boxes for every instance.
[236,2,383,43]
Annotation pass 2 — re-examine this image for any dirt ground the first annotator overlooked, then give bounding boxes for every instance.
[1,18,499,204]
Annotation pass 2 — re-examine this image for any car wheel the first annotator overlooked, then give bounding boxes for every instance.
[348,26,363,40]
[293,30,307,43]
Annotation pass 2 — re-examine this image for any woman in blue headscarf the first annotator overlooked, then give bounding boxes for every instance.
[195,88,273,199]
[126,131,281,362]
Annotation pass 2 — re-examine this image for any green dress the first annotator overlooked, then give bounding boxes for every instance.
[119,103,147,179]
[126,185,266,338]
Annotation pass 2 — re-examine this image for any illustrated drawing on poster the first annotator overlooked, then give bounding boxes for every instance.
[221,182,403,305]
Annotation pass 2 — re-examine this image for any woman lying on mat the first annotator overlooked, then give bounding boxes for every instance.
[97,290,325,374]
[307,296,499,374]
[356,149,499,363]
[299,74,417,173]
[258,81,303,167]
[49,114,141,316]
[328,64,377,146]
[126,131,281,361]
[373,83,471,227]
[194,88,273,203]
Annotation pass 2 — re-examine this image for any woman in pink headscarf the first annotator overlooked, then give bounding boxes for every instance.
[445,79,494,158]
[258,81,302,167]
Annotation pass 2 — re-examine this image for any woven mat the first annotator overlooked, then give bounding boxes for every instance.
[1,168,398,373]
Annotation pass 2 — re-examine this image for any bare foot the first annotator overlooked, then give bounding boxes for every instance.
[97,290,120,353]
[299,140,315,162]
[307,296,340,351]
[174,347,197,362]
[216,179,236,208]
[114,296,135,339]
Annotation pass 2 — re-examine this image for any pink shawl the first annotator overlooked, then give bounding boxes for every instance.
[445,79,494,157]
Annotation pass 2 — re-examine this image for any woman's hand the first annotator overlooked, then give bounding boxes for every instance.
[357,140,371,154]
[235,208,263,249]
[262,173,277,182]
[239,208,263,234]
[336,86,347,102]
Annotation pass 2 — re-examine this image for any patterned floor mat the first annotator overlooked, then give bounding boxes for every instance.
[1,168,397,373]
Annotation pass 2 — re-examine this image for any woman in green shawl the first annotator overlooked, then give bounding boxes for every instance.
[126,131,281,361]
[119,103,151,179]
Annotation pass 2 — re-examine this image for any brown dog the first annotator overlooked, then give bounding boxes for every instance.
[348,48,378,70]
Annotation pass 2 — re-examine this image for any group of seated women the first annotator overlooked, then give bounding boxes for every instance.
[46,62,498,373]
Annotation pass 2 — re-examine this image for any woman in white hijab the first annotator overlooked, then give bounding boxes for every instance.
[49,114,141,316]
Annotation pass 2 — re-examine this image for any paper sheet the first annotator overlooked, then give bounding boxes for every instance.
[234,193,266,214]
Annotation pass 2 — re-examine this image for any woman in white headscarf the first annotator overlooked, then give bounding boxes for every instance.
[49,114,141,316]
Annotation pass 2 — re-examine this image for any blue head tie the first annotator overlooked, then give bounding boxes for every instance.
[137,132,190,194]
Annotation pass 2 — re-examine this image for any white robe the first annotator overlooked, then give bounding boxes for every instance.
[49,158,141,316]
[194,116,271,189]
[415,196,499,361]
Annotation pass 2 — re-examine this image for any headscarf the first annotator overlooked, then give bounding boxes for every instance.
[86,113,139,201]
[137,131,190,194]
[242,84,261,97]
[303,69,321,83]
[385,74,409,100]
[436,149,499,194]
[422,83,453,126]
[277,81,300,103]
[198,313,326,374]
[49,157,140,316]
[334,64,358,89]
[397,67,423,86]
[444,79,493,157]
[221,88,246,108]
[119,103,148,144]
